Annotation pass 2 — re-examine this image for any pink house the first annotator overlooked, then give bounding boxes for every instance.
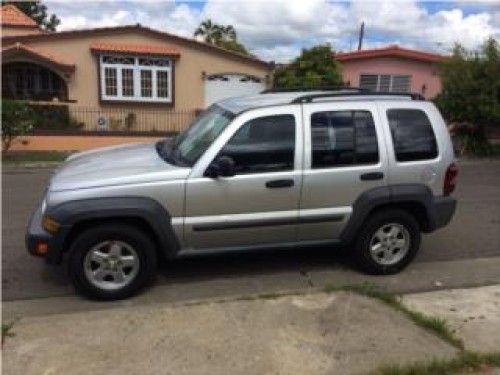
[334,45,447,99]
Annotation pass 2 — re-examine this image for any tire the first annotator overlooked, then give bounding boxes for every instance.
[67,224,157,300]
[352,209,421,275]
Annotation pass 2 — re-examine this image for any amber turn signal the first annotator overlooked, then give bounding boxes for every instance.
[42,216,60,234]
[36,241,49,255]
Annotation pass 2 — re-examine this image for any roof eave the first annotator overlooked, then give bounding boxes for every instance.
[2,45,75,73]
[1,24,272,70]
[335,52,446,63]
[1,23,40,29]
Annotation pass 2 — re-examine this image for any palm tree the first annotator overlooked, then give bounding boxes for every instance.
[221,25,236,42]
[193,20,249,55]
[194,19,222,44]
[194,20,238,45]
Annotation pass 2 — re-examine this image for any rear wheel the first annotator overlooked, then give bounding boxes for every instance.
[67,224,157,300]
[353,209,421,275]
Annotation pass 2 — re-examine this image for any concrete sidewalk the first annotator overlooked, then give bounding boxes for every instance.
[3,286,499,375]
[403,285,500,353]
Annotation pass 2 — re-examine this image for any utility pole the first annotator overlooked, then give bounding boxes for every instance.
[358,22,365,51]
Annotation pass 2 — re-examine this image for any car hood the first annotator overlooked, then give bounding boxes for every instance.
[49,142,190,192]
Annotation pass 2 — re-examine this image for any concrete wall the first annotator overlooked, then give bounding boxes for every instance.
[340,57,442,99]
[9,135,162,151]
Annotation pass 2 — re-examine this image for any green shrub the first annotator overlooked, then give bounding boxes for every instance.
[1,100,34,151]
[125,112,137,130]
[274,44,343,90]
[435,38,500,156]
[29,104,84,131]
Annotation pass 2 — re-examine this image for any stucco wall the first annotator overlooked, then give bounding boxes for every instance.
[2,30,271,110]
[1,26,42,36]
[340,57,442,99]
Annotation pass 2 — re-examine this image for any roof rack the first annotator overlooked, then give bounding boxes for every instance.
[290,91,425,104]
[262,86,370,94]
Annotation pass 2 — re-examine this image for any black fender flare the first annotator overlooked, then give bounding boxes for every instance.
[47,197,180,264]
[339,184,437,245]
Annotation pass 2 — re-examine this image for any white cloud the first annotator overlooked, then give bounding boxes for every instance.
[47,0,199,34]
[45,0,500,62]
[425,9,496,51]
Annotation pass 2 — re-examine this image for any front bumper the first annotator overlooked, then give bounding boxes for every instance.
[433,196,457,230]
[25,206,64,264]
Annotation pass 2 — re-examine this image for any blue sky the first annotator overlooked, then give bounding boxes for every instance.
[46,0,500,62]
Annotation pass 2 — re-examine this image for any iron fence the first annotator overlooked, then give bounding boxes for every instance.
[29,103,199,135]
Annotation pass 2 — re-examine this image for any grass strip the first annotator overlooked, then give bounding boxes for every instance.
[375,351,500,375]
[2,320,17,345]
[324,283,464,349]
[2,151,71,164]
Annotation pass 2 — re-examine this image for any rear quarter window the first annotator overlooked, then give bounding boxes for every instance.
[387,109,438,162]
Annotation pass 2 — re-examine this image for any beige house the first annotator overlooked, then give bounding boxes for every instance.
[1,5,272,136]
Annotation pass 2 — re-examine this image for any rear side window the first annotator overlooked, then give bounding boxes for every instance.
[311,110,379,168]
[387,109,438,162]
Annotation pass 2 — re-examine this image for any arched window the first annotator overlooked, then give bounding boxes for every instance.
[2,62,68,101]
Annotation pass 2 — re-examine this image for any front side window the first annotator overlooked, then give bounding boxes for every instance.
[311,110,379,168]
[219,115,296,174]
[387,109,438,162]
[171,105,235,166]
[100,55,173,103]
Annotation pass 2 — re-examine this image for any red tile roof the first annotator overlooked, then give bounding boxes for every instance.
[2,43,75,71]
[334,45,446,63]
[90,42,180,56]
[1,4,38,27]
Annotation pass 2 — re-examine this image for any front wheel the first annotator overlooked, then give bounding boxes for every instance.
[67,224,157,300]
[353,209,421,275]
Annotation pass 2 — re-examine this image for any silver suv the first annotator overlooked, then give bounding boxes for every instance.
[27,90,458,300]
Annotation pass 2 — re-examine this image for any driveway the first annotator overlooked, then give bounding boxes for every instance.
[2,160,500,305]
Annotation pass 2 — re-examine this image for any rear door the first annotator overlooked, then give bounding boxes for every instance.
[298,102,388,241]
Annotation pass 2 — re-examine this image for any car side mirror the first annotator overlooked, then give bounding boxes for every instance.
[204,156,236,178]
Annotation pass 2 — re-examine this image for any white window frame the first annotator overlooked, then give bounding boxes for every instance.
[359,74,411,93]
[100,55,173,103]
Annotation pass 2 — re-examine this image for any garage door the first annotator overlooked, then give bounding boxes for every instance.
[205,74,266,107]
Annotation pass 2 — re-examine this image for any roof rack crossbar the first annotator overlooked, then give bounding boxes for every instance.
[290,91,425,103]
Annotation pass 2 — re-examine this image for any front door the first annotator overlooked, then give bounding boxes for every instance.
[184,106,303,250]
[298,102,388,241]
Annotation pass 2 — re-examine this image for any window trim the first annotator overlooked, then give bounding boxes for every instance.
[99,54,173,103]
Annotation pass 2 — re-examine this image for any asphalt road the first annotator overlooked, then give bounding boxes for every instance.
[2,160,500,304]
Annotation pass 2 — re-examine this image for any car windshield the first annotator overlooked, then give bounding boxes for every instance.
[163,105,235,166]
